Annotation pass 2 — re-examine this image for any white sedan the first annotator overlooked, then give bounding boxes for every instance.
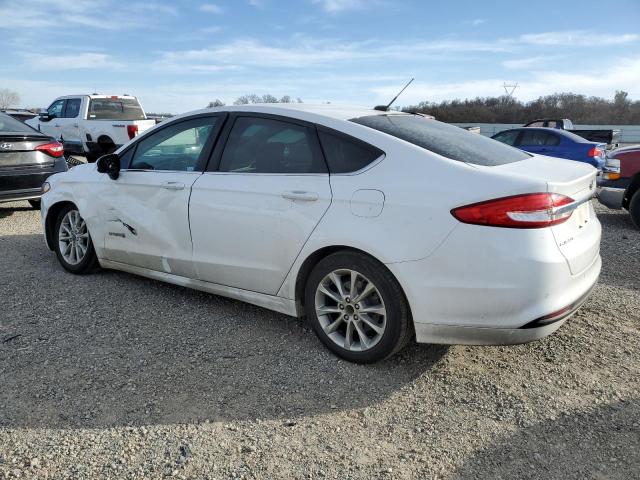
[40,104,601,363]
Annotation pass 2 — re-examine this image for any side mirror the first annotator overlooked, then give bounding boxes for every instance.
[39,111,52,122]
[96,153,120,180]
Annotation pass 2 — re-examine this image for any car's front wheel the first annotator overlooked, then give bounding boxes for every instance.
[305,251,412,363]
[54,205,99,274]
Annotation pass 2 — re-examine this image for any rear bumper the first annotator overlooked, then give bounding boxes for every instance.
[414,277,597,345]
[0,158,67,203]
[596,186,625,210]
[387,219,601,345]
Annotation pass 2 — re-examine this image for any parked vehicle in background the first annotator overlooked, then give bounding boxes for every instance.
[1,109,38,123]
[40,104,600,363]
[597,145,640,228]
[26,95,155,162]
[0,112,67,209]
[492,127,607,169]
[523,119,619,147]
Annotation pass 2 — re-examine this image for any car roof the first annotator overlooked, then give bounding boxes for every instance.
[177,103,407,124]
[505,127,592,143]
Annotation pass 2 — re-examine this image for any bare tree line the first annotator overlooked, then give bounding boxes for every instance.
[208,94,303,108]
[0,88,20,109]
[404,91,640,125]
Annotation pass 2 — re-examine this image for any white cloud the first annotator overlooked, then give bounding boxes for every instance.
[502,55,563,70]
[310,0,366,13]
[152,36,513,73]
[519,31,640,46]
[465,18,486,26]
[248,0,265,7]
[199,3,224,14]
[23,52,124,70]
[371,56,640,105]
[0,0,174,30]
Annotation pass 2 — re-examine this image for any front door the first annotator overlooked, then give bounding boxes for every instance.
[38,99,65,140]
[190,114,332,295]
[100,115,223,278]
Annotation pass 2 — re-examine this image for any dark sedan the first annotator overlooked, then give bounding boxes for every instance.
[492,127,607,170]
[0,112,67,209]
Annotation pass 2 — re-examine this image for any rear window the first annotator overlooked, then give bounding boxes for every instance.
[88,98,145,121]
[0,113,38,134]
[351,115,530,166]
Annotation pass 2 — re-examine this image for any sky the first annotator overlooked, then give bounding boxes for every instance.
[0,0,639,113]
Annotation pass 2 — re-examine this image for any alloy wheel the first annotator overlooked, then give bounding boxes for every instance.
[58,210,89,266]
[314,269,387,352]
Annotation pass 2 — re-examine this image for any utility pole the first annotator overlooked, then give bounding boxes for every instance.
[502,82,519,98]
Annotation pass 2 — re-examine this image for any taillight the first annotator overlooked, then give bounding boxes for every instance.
[603,158,621,180]
[588,147,604,158]
[451,193,575,229]
[127,124,138,140]
[34,141,64,158]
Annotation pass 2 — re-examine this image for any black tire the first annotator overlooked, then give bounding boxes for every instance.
[304,251,413,363]
[28,199,41,210]
[84,152,97,163]
[630,190,640,229]
[53,204,99,274]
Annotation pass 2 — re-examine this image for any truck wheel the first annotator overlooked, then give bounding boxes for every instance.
[629,190,640,229]
[98,137,116,155]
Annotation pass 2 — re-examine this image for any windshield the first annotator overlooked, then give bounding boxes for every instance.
[0,113,40,135]
[88,98,145,121]
[351,114,530,166]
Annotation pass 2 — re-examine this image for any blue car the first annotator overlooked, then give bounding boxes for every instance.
[492,127,606,170]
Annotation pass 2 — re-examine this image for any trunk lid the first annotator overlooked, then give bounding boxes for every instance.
[496,154,600,274]
[0,135,53,168]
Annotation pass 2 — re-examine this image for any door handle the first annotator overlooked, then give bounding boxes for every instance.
[73,123,79,128]
[281,190,319,201]
[54,124,61,127]
[161,181,185,190]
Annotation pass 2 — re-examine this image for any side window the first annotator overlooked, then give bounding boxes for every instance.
[547,121,557,128]
[219,117,326,174]
[318,131,383,173]
[520,130,548,146]
[545,133,560,146]
[129,117,219,172]
[493,130,519,146]
[528,121,544,127]
[63,99,82,119]
[47,100,65,119]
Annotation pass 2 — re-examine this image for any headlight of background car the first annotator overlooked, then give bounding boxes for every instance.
[42,182,51,194]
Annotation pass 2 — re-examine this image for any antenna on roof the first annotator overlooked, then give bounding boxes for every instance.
[374,78,414,112]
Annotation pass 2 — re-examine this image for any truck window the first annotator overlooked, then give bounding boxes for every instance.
[88,98,145,121]
[63,99,82,118]
[47,100,65,119]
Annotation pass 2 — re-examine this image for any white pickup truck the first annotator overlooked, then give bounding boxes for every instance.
[26,94,156,162]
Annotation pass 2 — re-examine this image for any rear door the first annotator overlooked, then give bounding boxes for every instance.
[99,115,223,277]
[189,114,332,295]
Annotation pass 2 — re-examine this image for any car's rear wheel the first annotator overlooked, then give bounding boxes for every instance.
[630,190,640,229]
[54,205,99,274]
[304,251,412,363]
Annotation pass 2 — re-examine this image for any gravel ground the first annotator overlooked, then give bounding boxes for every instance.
[0,200,638,479]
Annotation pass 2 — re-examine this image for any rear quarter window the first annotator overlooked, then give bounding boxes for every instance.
[318,131,383,173]
[351,115,530,166]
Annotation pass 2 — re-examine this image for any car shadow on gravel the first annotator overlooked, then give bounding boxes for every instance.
[452,400,640,480]
[0,234,449,429]
[0,205,31,219]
